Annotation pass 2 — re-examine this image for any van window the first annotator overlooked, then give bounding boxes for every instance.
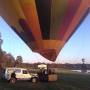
[15,69,21,73]
[7,69,14,74]
[22,70,28,74]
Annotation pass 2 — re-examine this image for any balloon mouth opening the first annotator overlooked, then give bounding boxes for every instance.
[34,49,57,62]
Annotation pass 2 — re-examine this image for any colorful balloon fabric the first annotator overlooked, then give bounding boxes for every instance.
[0,0,90,61]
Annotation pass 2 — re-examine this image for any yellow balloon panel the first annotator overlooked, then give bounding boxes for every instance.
[11,0,26,19]
[0,0,23,33]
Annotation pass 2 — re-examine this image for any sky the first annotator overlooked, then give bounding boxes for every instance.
[0,13,90,64]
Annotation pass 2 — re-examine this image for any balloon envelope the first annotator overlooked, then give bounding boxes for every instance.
[0,0,90,61]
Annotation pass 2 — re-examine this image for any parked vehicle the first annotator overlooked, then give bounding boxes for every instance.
[1,67,57,83]
[1,67,38,83]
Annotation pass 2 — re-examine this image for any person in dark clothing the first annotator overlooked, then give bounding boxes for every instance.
[10,71,16,84]
[11,71,16,78]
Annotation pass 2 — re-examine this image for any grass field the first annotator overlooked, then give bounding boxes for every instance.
[0,73,90,90]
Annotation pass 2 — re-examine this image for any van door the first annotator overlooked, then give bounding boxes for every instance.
[21,70,31,80]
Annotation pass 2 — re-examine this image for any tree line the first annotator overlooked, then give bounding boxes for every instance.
[0,33,23,68]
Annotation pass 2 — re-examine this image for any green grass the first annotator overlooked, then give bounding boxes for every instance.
[0,73,90,90]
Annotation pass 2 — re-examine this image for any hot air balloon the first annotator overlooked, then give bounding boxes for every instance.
[0,0,90,62]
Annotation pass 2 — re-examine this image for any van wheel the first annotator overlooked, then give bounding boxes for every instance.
[31,78,37,83]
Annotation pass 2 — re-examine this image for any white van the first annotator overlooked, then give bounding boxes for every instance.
[2,67,38,82]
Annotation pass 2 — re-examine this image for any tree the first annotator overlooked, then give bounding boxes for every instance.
[0,33,15,67]
[2,53,15,67]
[0,33,3,68]
[16,56,23,63]
[81,58,87,73]
[0,33,3,59]
[82,58,85,63]
[15,56,23,67]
